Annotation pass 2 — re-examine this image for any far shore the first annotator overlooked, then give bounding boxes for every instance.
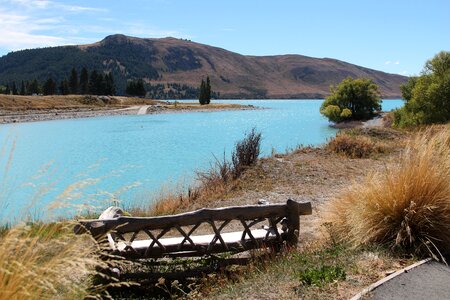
[0,95,259,124]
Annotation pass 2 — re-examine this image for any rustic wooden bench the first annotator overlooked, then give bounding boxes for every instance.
[74,199,312,259]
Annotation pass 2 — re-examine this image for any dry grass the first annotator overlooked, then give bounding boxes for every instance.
[324,126,450,258]
[326,127,408,159]
[0,222,110,300]
[326,133,387,158]
[0,94,160,111]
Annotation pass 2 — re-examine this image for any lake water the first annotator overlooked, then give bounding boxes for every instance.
[0,99,404,221]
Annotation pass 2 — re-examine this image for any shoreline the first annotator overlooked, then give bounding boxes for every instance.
[0,104,259,125]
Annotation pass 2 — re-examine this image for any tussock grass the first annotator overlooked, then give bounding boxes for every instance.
[324,126,450,259]
[0,222,109,300]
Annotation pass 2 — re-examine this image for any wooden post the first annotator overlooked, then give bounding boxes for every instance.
[286,199,300,246]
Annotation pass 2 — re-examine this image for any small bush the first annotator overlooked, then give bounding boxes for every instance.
[326,133,386,158]
[324,127,450,259]
[297,265,346,287]
[232,128,262,178]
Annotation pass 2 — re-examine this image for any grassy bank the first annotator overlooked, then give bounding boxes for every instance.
[0,94,249,111]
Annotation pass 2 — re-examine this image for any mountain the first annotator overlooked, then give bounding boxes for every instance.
[0,34,407,98]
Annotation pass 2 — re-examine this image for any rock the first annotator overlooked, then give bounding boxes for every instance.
[258,199,269,205]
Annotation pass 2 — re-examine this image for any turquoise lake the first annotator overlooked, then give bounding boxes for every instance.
[0,99,404,221]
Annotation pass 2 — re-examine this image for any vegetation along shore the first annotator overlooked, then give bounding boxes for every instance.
[0,94,255,124]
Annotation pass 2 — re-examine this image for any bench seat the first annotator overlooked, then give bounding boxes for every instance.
[115,228,281,258]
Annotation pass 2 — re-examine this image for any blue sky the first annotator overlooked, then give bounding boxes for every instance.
[0,0,449,76]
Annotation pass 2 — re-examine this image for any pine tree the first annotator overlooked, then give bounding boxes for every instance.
[43,78,56,95]
[5,84,10,95]
[29,79,40,95]
[11,82,18,95]
[25,81,31,95]
[205,76,212,104]
[104,72,116,96]
[199,79,205,104]
[69,68,79,94]
[126,79,146,97]
[20,81,26,95]
[89,70,99,95]
[79,67,89,94]
[136,79,146,97]
[198,76,212,105]
[59,78,70,95]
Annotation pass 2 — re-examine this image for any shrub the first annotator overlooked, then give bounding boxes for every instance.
[326,133,386,158]
[324,127,450,258]
[297,265,346,287]
[322,105,342,123]
[320,77,381,123]
[232,128,262,178]
[340,108,352,119]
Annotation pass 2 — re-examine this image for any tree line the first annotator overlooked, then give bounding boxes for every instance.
[1,70,216,101]
[1,67,116,96]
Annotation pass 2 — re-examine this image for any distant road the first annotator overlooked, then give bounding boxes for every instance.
[137,105,150,115]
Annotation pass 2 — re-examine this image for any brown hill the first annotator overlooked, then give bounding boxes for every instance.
[0,34,407,98]
[85,35,406,98]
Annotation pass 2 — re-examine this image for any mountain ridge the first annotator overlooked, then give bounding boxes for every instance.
[0,34,407,98]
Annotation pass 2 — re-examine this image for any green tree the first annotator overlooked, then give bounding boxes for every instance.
[11,82,18,95]
[29,79,40,95]
[88,70,99,95]
[320,77,381,122]
[43,78,56,95]
[395,51,450,127]
[20,80,26,95]
[79,67,89,94]
[5,84,10,95]
[198,76,212,105]
[126,79,146,97]
[69,67,79,94]
[59,78,70,95]
[104,72,116,96]
[206,76,211,104]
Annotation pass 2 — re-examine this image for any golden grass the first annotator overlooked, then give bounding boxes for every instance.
[0,94,247,112]
[324,126,450,258]
[0,222,105,300]
[0,94,159,111]
[326,132,387,158]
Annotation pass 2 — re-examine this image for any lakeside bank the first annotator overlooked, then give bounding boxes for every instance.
[0,94,257,124]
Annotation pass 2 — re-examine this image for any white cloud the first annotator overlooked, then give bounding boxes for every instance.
[385,60,400,65]
[399,70,409,76]
[8,0,106,12]
[0,1,185,54]
[0,11,93,50]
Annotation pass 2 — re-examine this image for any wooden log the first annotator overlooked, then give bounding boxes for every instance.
[74,201,312,237]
